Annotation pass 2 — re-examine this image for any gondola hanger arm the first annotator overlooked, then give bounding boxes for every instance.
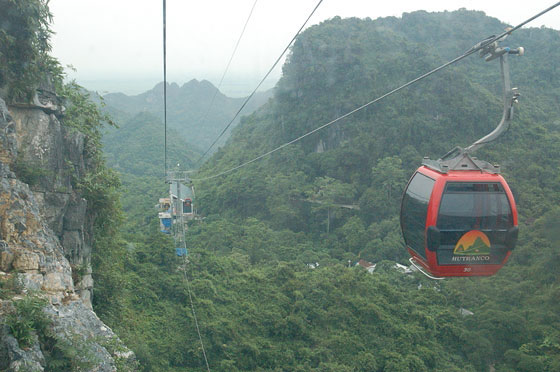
[465,36,524,153]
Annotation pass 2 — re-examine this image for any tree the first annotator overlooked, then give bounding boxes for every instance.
[308,177,356,234]
[370,156,407,200]
[0,0,62,101]
[360,156,407,222]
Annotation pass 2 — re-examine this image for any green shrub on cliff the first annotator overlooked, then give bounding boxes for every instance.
[0,0,63,102]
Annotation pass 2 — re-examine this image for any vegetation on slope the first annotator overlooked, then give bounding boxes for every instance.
[7,2,557,371]
[92,11,560,372]
[102,80,272,150]
[0,0,63,101]
[1,1,128,369]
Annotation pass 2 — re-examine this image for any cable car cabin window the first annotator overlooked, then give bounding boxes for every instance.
[401,172,435,259]
[183,199,192,214]
[436,182,514,265]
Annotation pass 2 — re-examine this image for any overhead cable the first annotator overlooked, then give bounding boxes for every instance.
[181,256,211,372]
[163,0,168,177]
[197,0,259,145]
[162,3,211,370]
[191,1,560,181]
[195,0,325,164]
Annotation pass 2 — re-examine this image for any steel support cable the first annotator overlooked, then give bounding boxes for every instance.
[163,1,209,366]
[181,256,211,372]
[174,184,207,369]
[163,0,168,177]
[196,0,325,165]
[197,0,259,144]
[173,180,211,371]
[191,1,560,182]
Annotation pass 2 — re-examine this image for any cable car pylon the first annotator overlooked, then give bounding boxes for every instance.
[401,34,522,279]
[158,169,199,257]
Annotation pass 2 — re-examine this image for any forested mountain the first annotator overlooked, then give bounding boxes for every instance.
[88,10,560,372]
[4,2,558,371]
[103,111,200,177]
[103,79,272,151]
[101,111,202,232]
[197,11,560,238]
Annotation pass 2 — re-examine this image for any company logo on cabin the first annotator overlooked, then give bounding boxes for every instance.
[453,230,491,256]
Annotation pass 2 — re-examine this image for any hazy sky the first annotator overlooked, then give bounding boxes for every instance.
[49,0,560,96]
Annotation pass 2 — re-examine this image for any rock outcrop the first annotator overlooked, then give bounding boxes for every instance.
[0,87,136,371]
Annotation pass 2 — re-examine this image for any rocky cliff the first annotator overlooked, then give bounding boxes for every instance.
[0,86,136,371]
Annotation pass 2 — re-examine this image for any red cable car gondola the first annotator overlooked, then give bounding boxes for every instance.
[400,36,523,278]
[401,158,518,277]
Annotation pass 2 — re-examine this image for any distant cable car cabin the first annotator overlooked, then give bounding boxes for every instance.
[158,171,198,264]
[400,36,522,278]
[158,198,172,234]
[171,182,196,221]
[167,173,196,257]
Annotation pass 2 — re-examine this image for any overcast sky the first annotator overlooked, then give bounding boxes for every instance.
[49,0,560,96]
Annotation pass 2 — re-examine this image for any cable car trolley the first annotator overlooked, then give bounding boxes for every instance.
[400,35,522,278]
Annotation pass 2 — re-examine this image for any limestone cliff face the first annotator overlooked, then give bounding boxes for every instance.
[9,97,94,305]
[0,88,136,371]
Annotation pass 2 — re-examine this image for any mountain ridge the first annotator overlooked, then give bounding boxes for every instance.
[102,79,273,151]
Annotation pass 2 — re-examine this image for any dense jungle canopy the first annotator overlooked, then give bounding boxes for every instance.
[2,1,560,371]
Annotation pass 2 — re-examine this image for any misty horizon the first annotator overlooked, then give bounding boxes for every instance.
[74,75,279,97]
